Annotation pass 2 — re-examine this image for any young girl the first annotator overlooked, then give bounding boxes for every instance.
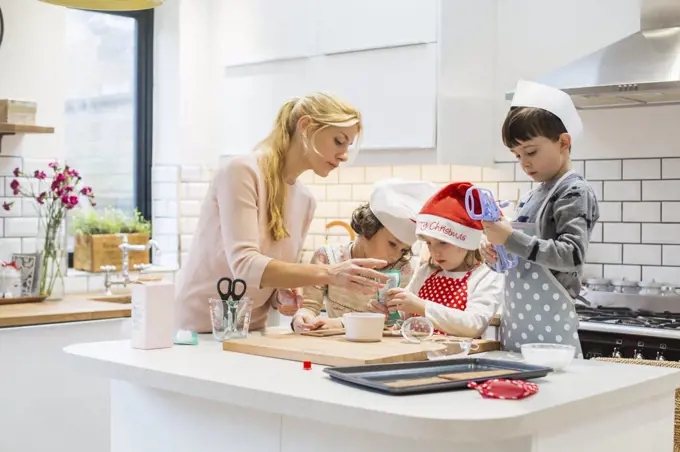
[292,179,437,331]
[384,182,504,338]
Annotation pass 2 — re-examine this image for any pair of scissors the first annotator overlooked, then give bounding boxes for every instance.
[465,186,518,273]
[217,277,247,302]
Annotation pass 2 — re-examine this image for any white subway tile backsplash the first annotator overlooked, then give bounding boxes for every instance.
[662,202,680,222]
[622,202,660,222]
[338,167,365,184]
[597,202,621,222]
[5,217,38,237]
[662,245,680,266]
[0,238,21,261]
[63,275,88,293]
[603,223,640,243]
[571,161,585,177]
[339,201,362,218]
[180,234,193,252]
[623,244,661,265]
[642,224,680,244]
[451,165,482,181]
[180,182,207,201]
[307,185,326,201]
[498,182,531,202]
[351,184,372,201]
[641,266,680,285]
[179,217,198,235]
[154,217,179,236]
[586,243,622,264]
[0,156,22,177]
[315,201,340,217]
[482,163,514,182]
[153,182,180,200]
[21,237,35,253]
[153,165,180,183]
[603,181,640,201]
[586,160,621,180]
[392,165,422,180]
[662,158,680,179]
[326,184,352,201]
[0,198,22,217]
[590,223,602,242]
[622,159,660,180]
[589,181,603,200]
[308,219,326,234]
[642,180,680,201]
[582,263,603,278]
[421,165,451,183]
[473,183,498,198]
[363,166,392,183]
[603,265,641,281]
[514,163,533,182]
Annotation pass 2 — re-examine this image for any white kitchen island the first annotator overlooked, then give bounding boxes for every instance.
[64,338,679,452]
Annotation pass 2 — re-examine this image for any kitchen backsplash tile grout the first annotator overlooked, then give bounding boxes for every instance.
[172,157,680,285]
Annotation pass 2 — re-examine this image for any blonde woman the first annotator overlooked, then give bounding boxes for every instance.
[176,93,387,333]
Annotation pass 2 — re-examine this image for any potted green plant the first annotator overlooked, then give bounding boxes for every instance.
[71,208,152,272]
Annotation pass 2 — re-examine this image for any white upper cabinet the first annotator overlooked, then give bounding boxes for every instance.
[316,0,438,55]
[316,44,437,150]
[219,59,316,153]
[215,0,318,67]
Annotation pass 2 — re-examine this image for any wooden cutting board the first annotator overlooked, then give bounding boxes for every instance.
[222,331,499,366]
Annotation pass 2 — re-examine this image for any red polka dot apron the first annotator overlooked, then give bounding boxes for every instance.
[416,270,471,335]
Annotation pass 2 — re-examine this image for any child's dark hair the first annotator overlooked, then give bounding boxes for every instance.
[351,203,413,267]
[501,107,568,149]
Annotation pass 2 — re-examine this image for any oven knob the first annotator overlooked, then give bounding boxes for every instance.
[612,347,622,358]
[657,351,666,361]
[634,348,644,360]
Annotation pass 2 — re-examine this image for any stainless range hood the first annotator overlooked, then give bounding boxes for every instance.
[506,0,680,109]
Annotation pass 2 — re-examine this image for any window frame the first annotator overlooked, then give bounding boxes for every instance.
[66,7,154,268]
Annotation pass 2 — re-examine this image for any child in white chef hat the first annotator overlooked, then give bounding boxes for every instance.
[382,182,504,338]
[291,179,437,332]
[480,80,600,356]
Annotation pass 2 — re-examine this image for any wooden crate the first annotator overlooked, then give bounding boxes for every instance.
[0,99,37,125]
[74,233,150,273]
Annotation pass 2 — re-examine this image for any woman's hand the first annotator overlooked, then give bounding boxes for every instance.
[292,313,316,332]
[327,258,388,294]
[275,288,302,316]
[311,316,343,330]
[385,288,426,316]
[479,235,498,265]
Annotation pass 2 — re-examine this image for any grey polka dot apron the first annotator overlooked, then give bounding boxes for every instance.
[501,170,583,358]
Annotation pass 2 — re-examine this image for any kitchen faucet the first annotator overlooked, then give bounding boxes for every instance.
[101,234,161,295]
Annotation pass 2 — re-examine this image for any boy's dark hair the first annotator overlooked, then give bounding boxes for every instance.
[351,203,413,267]
[501,107,568,149]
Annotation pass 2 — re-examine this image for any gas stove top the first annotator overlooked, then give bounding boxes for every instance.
[576,305,680,330]
[576,305,680,360]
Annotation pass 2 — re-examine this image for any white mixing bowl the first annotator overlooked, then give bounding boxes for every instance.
[343,313,385,342]
[521,343,576,371]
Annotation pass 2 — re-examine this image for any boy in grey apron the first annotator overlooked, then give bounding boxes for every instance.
[481,80,600,358]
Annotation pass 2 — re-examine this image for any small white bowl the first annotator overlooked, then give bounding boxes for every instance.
[521,343,575,371]
[343,313,385,342]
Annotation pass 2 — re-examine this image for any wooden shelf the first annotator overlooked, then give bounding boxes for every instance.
[0,123,55,134]
[0,122,55,153]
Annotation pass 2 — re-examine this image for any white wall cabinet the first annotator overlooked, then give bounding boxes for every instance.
[215,0,318,67]
[316,44,437,150]
[316,0,437,55]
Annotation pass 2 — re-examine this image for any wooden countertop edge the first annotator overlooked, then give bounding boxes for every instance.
[0,309,131,328]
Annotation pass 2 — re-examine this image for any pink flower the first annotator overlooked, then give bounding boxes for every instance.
[12,168,20,177]
[10,179,20,196]
[55,173,66,183]
[36,192,47,205]
[48,161,59,170]
[2,202,13,211]
[63,186,74,193]
[60,194,79,209]
[69,195,79,206]
[80,186,93,196]
[67,168,80,178]
[34,170,46,180]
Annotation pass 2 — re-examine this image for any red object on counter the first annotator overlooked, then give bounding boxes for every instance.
[468,379,538,400]
[303,361,312,370]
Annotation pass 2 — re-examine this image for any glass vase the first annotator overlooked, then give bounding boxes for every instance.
[38,218,67,300]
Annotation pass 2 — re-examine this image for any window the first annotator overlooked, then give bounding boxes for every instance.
[63,7,153,267]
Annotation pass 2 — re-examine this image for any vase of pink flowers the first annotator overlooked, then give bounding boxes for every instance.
[4,162,95,299]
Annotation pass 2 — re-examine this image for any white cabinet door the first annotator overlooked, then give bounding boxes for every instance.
[316,44,437,150]
[214,0,318,67]
[317,0,438,55]
[219,59,315,154]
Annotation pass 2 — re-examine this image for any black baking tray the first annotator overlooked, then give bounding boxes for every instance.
[323,358,552,395]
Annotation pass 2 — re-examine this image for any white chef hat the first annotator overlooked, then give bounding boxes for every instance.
[510,79,584,142]
[369,179,438,246]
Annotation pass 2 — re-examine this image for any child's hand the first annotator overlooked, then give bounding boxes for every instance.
[367,299,388,316]
[480,235,498,264]
[481,219,514,246]
[385,288,426,316]
[275,288,302,316]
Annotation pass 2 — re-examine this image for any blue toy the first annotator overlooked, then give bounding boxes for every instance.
[465,186,518,273]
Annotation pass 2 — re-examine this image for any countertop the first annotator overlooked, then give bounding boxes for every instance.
[64,337,680,441]
[0,294,131,328]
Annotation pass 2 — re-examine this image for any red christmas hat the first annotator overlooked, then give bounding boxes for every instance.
[416,182,483,250]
